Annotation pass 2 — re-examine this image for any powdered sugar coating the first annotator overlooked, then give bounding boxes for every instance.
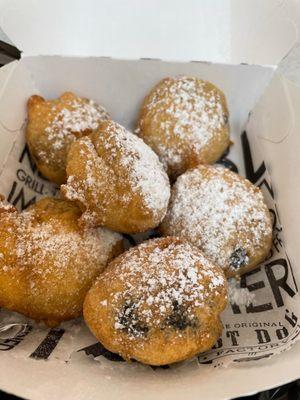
[161,165,272,275]
[137,76,230,177]
[0,196,16,213]
[104,238,227,339]
[0,201,121,281]
[100,122,170,214]
[44,98,110,152]
[84,237,227,364]
[0,198,123,325]
[26,92,110,184]
[62,120,170,232]
[15,216,120,277]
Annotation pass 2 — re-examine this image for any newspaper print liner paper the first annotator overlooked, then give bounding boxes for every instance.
[0,120,299,369]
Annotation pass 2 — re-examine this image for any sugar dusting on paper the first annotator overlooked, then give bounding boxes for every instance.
[228,278,255,307]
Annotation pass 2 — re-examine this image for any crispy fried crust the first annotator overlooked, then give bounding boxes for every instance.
[84,237,227,365]
[160,165,273,277]
[0,197,123,326]
[137,76,230,180]
[61,120,170,233]
[26,92,110,184]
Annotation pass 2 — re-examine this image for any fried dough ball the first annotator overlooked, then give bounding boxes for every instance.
[160,165,273,277]
[84,237,227,365]
[0,197,123,327]
[136,76,230,179]
[61,120,170,233]
[26,92,110,184]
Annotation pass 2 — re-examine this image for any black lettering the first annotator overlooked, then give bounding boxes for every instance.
[269,209,277,230]
[18,144,46,180]
[78,342,124,362]
[19,144,37,174]
[212,338,223,349]
[226,330,240,346]
[273,231,283,253]
[274,204,283,225]
[34,181,45,195]
[265,259,296,307]
[7,181,17,203]
[30,328,64,360]
[16,169,46,195]
[242,268,273,313]
[269,209,283,254]
[285,309,298,327]
[255,329,271,344]
[16,168,26,182]
[10,185,36,210]
[276,327,289,340]
[287,255,298,293]
[0,324,32,351]
[24,175,33,189]
[0,337,22,351]
[230,302,242,314]
[241,131,266,184]
[258,179,274,199]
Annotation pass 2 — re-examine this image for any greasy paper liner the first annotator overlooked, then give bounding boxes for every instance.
[0,119,299,371]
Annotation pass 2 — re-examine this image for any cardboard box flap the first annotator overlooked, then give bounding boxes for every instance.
[0,4,300,399]
[0,61,34,166]
[0,60,40,171]
[249,74,300,282]
[252,73,294,144]
[278,42,300,88]
[0,60,39,130]
[2,55,299,400]
[0,0,298,65]
[20,55,276,133]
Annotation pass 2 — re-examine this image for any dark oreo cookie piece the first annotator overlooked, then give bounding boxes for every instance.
[164,300,197,331]
[229,248,248,270]
[118,299,149,337]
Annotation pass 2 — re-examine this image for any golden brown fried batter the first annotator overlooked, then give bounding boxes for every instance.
[26,92,110,184]
[136,76,230,180]
[0,197,123,326]
[61,120,170,233]
[160,165,273,277]
[84,237,227,365]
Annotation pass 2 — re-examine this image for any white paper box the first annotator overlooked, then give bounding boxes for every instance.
[1,1,300,399]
